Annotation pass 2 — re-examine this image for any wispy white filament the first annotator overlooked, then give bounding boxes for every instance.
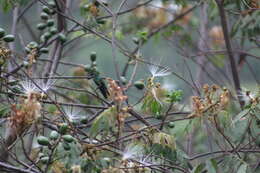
[20,79,38,94]
[122,144,144,160]
[237,87,257,105]
[20,78,56,94]
[148,59,171,78]
[64,106,82,122]
[38,79,56,92]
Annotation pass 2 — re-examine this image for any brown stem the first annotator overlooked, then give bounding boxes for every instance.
[215,0,244,108]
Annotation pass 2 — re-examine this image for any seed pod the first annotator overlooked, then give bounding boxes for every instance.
[132,37,139,44]
[40,12,49,20]
[97,19,106,25]
[63,142,71,150]
[62,135,74,143]
[3,34,15,42]
[58,33,67,43]
[40,35,46,43]
[168,122,175,128]
[49,9,56,15]
[48,1,56,8]
[37,23,47,30]
[90,51,97,62]
[49,27,58,34]
[38,152,45,158]
[59,123,68,134]
[120,76,127,85]
[83,4,90,11]
[80,117,88,124]
[23,61,29,68]
[37,136,50,146]
[43,32,52,40]
[134,80,144,90]
[71,120,78,126]
[92,61,97,67]
[0,28,5,38]
[50,130,59,140]
[84,64,92,72]
[25,47,31,54]
[27,41,39,49]
[155,113,162,120]
[40,156,49,164]
[42,6,51,14]
[47,19,55,27]
[256,119,260,126]
[40,47,49,54]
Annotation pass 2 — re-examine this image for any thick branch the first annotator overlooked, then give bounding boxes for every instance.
[215,0,244,108]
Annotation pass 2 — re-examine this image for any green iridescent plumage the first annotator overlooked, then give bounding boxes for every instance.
[85,65,109,98]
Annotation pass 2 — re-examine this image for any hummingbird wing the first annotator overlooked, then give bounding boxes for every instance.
[94,78,109,98]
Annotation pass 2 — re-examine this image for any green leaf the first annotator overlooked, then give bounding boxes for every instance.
[152,143,177,161]
[206,159,218,173]
[167,90,183,103]
[180,33,192,46]
[137,29,148,42]
[210,54,225,68]
[115,30,124,40]
[0,105,9,118]
[232,109,250,125]
[141,94,163,115]
[19,0,31,6]
[171,25,183,32]
[231,19,241,37]
[89,106,116,137]
[192,163,206,173]
[174,0,187,6]
[1,0,12,13]
[70,30,85,39]
[237,163,247,173]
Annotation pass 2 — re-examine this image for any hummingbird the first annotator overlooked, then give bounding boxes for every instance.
[85,64,109,98]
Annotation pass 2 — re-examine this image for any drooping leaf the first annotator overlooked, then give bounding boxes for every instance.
[152,132,176,150]
[89,106,116,137]
[232,108,250,125]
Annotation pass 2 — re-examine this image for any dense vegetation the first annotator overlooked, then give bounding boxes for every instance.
[0,0,259,173]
